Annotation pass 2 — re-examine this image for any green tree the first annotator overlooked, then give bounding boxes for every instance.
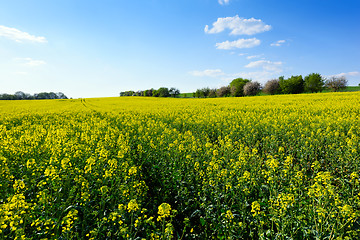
[304,73,324,93]
[169,88,180,98]
[14,91,26,100]
[120,91,134,96]
[156,87,170,97]
[229,78,251,97]
[208,88,217,98]
[194,89,201,98]
[134,90,143,96]
[194,88,210,98]
[143,88,154,96]
[280,75,304,94]
[143,89,149,96]
[56,92,68,99]
[152,90,159,97]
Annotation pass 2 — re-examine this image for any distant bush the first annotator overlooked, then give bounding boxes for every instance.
[0,91,68,100]
[120,91,134,96]
[143,89,154,97]
[194,88,210,98]
[208,88,217,98]
[216,86,231,97]
[263,79,281,95]
[244,81,261,96]
[325,76,348,92]
[134,90,144,96]
[122,87,178,97]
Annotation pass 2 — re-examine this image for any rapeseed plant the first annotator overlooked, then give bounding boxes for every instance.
[0,92,359,239]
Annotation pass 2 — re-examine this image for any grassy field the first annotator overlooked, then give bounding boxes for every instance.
[178,92,194,98]
[322,86,360,93]
[0,92,359,239]
[338,86,360,91]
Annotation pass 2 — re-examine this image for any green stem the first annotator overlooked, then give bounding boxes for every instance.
[179,226,187,240]
[130,212,134,237]
[161,218,165,240]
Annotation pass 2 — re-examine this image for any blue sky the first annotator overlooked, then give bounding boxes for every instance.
[0,0,359,98]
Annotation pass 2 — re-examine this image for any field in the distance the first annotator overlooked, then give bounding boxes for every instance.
[0,92,359,239]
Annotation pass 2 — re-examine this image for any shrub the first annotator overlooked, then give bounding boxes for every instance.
[144,89,154,97]
[325,76,348,92]
[208,89,217,98]
[216,86,231,97]
[194,88,211,98]
[134,90,144,96]
[263,79,281,95]
[244,81,261,96]
[120,91,134,96]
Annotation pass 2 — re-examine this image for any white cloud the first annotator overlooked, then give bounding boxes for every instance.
[0,25,47,43]
[26,59,46,66]
[190,60,285,83]
[190,68,283,83]
[15,58,46,66]
[189,69,225,77]
[245,60,283,72]
[247,54,264,59]
[216,38,261,50]
[223,71,280,83]
[218,0,230,5]
[327,71,360,78]
[347,71,360,76]
[270,40,286,47]
[205,15,271,35]
[247,55,258,59]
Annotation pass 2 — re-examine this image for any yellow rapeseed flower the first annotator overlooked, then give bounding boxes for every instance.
[127,199,139,213]
[157,203,171,221]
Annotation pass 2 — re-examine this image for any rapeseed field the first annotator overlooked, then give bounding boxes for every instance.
[0,92,359,239]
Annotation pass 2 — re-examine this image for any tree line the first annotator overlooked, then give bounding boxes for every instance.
[193,73,348,98]
[120,87,180,97]
[0,91,68,100]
